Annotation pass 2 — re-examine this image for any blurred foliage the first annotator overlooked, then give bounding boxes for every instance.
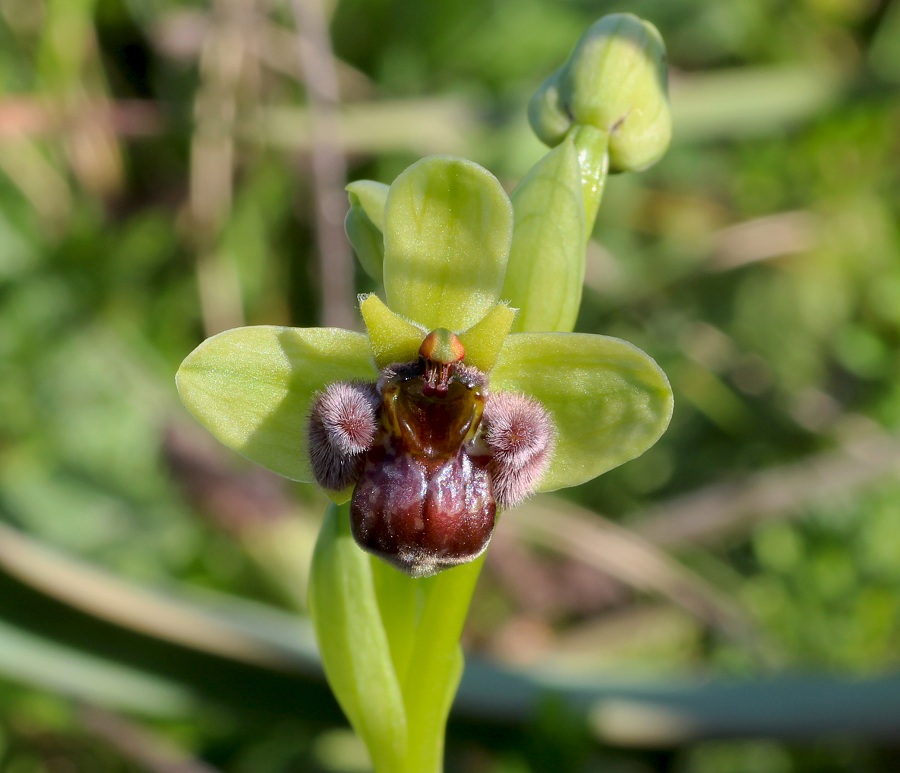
[0,0,899,771]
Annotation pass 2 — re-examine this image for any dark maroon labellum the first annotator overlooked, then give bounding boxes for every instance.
[350,366,495,578]
[308,328,554,578]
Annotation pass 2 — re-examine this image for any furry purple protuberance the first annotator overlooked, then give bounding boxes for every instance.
[482,392,554,508]
[308,382,379,491]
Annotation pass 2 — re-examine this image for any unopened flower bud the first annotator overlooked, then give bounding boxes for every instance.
[529,13,672,173]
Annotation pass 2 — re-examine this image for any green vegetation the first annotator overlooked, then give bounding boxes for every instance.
[0,0,899,771]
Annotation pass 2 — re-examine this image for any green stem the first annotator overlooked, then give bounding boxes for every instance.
[308,504,408,773]
[569,123,609,235]
[371,557,418,684]
[401,556,486,773]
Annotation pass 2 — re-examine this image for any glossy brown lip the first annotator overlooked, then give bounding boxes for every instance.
[308,332,553,577]
[350,361,495,578]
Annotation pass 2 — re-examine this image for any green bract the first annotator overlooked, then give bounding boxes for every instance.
[177,155,672,498]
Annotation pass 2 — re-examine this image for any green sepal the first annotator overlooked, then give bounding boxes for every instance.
[360,293,425,368]
[346,181,389,280]
[504,137,586,333]
[457,303,516,372]
[491,332,673,491]
[308,504,408,772]
[383,156,513,332]
[176,326,377,482]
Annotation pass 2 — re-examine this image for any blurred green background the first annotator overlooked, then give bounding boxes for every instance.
[1,0,900,770]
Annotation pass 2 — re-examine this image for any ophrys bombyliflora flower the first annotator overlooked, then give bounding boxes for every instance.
[176,156,673,576]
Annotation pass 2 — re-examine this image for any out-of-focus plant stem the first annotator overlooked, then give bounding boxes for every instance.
[189,0,254,336]
[289,0,356,330]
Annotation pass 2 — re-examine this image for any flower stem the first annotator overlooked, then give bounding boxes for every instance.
[570,123,610,233]
[400,556,485,772]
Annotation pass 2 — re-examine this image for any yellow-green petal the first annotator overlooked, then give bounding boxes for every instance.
[359,293,425,368]
[457,303,516,372]
[176,326,377,482]
[383,156,513,332]
[491,332,673,491]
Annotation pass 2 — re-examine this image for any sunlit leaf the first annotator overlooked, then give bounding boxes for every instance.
[400,558,483,772]
[492,332,673,491]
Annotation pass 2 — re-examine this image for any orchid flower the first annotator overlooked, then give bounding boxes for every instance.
[176,13,672,773]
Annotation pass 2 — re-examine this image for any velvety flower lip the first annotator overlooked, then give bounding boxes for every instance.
[176,155,673,505]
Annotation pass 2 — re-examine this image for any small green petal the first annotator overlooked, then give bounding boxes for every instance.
[457,303,516,372]
[176,326,377,482]
[359,293,425,368]
[491,332,673,491]
[383,156,513,332]
[504,137,586,333]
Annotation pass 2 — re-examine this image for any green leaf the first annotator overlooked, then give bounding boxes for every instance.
[570,124,610,230]
[383,156,513,332]
[370,559,418,684]
[0,620,196,717]
[491,332,673,491]
[176,326,377,482]
[360,293,425,368]
[369,556,486,773]
[346,181,389,280]
[309,504,408,772]
[504,138,586,333]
